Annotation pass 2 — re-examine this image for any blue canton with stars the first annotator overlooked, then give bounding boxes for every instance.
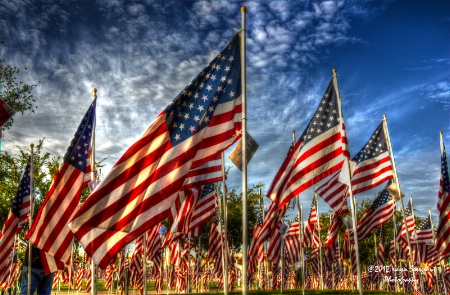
[352,122,389,164]
[416,214,432,231]
[200,183,215,199]
[442,140,450,194]
[404,200,413,216]
[164,33,241,146]
[300,80,341,145]
[63,98,96,171]
[371,182,393,211]
[11,157,32,218]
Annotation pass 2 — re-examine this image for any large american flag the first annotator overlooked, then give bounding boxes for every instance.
[315,121,393,213]
[0,99,15,127]
[268,78,348,209]
[26,98,96,272]
[357,182,395,240]
[0,157,31,286]
[436,133,450,256]
[69,33,242,268]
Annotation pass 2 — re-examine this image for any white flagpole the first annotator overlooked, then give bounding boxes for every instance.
[292,130,305,295]
[221,153,229,294]
[409,196,425,291]
[300,203,305,294]
[332,68,363,295]
[90,88,97,295]
[215,184,227,293]
[27,143,34,295]
[392,211,400,292]
[240,5,248,295]
[382,114,418,291]
[315,193,324,290]
[373,233,378,291]
[143,233,147,295]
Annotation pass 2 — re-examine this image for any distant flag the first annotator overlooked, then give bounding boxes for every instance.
[357,181,395,241]
[0,157,31,285]
[398,200,415,239]
[350,122,393,194]
[0,99,15,127]
[188,183,217,232]
[69,33,242,268]
[436,132,450,256]
[268,78,348,209]
[26,98,96,272]
[414,214,433,244]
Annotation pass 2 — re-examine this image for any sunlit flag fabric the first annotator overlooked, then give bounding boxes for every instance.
[0,157,31,286]
[188,183,217,232]
[436,133,450,255]
[316,121,393,213]
[26,98,96,271]
[357,181,395,241]
[69,33,242,268]
[350,122,393,194]
[268,78,348,209]
[414,214,433,244]
[0,99,15,127]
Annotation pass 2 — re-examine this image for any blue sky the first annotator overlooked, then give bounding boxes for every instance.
[1,0,449,225]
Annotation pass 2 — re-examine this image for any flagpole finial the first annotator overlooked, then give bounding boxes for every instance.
[92,88,97,95]
[440,130,443,135]
[241,6,247,12]
[383,114,387,120]
[332,68,337,75]
[30,143,34,148]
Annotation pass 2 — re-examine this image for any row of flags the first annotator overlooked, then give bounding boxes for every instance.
[1,15,449,295]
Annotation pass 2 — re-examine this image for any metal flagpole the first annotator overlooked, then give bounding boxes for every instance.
[143,233,147,295]
[331,215,335,290]
[315,192,324,290]
[300,203,305,295]
[392,212,400,292]
[240,5,248,295]
[90,88,98,295]
[382,114,418,291]
[27,143,34,295]
[332,68,363,295]
[373,233,378,291]
[68,242,75,295]
[216,184,228,293]
[292,130,305,295]
[221,153,229,294]
[409,196,425,291]
[429,207,442,294]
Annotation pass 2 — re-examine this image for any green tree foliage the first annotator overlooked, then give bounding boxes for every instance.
[0,52,38,130]
[0,139,59,229]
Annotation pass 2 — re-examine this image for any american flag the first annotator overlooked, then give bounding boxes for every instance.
[378,226,385,272]
[303,197,318,248]
[397,199,415,239]
[146,224,163,270]
[350,122,393,194]
[188,183,216,232]
[0,99,15,127]
[316,121,393,214]
[436,132,450,256]
[208,222,222,263]
[414,214,433,244]
[69,33,242,268]
[26,98,96,272]
[0,156,31,284]
[163,187,201,247]
[324,213,342,267]
[268,78,348,209]
[357,181,395,240]
[315,172,348,213]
